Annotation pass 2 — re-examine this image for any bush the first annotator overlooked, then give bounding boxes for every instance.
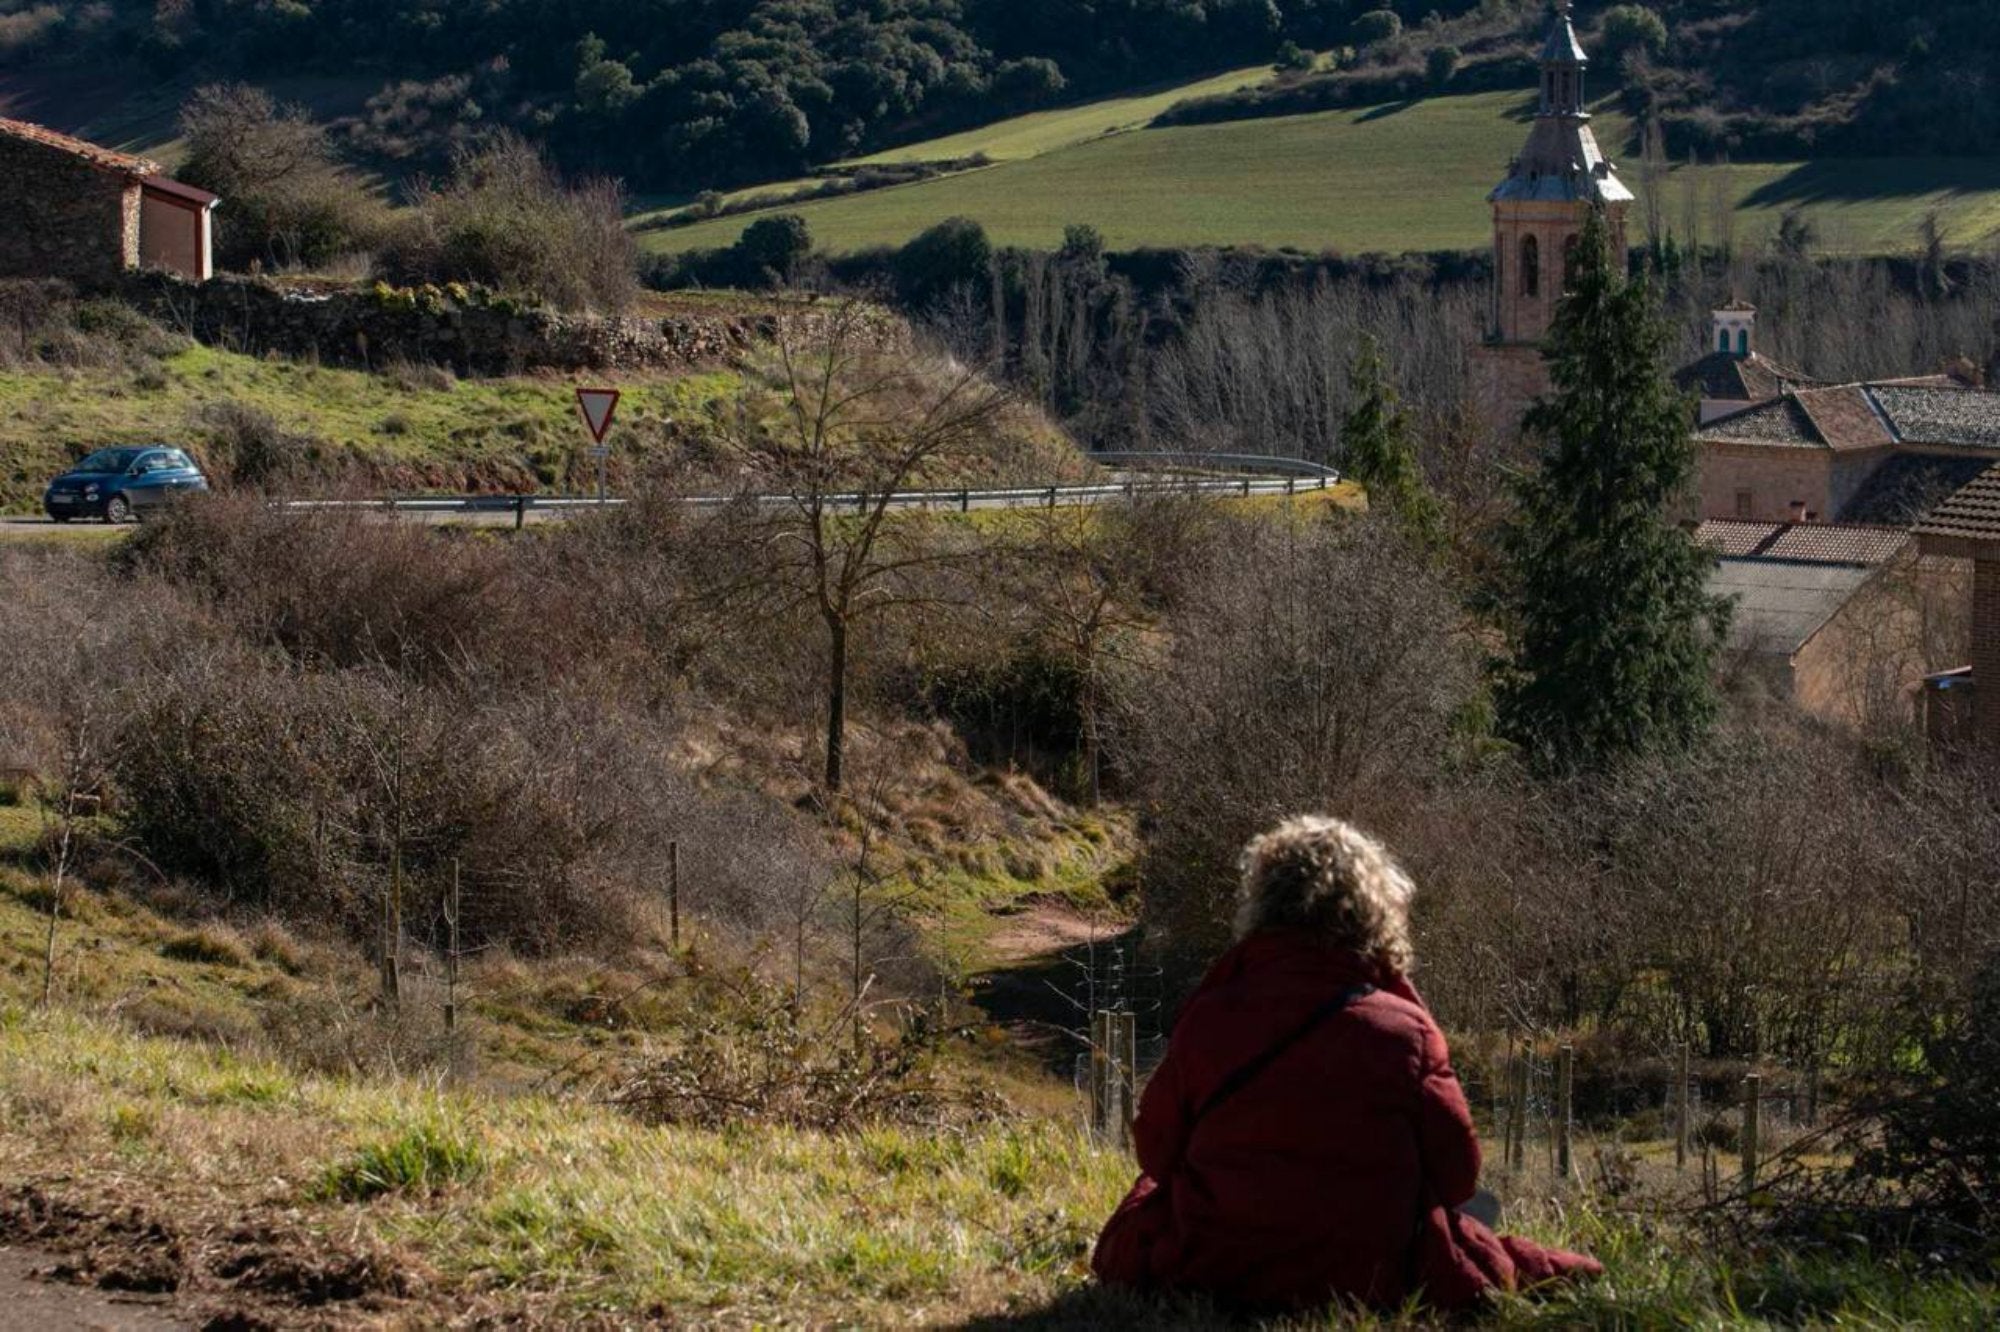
[1600,5,1668,62]
[734,213,813,287]
[895,217,992,310]
[177,84,385,271]
[1350,9,1402,46]
[1275,40,1316,73]
[379,135,637,313]
[1427,45,1461,87]
[192,401,319,490]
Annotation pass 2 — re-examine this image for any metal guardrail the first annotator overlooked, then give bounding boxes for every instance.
[279,472,1340,527]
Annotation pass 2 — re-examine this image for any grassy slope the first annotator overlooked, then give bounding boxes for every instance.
[645,91,2000,258]
[0,343,744,513]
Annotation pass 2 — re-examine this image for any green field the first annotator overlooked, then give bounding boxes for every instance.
[645,90,2000,258]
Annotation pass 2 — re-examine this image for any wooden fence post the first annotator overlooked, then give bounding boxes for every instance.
[1742,1073,1762,1193]
[1089,1010,1111,1138]
[668,839,681,951]
[1675,1043,1691,1172]
[444,859,461,1033]
[1117,1011,1138,1151]
[1557,1044,1575,1181]
[1512,1050,1529,1173]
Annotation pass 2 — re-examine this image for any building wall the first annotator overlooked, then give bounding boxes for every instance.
[1791,555,1969,729]
[0,138,137,286]
[1490,199,1629,345]
[1697,441,1836,521]
[139,192,209,280]
[1976,557,2000,749]
[1468,340,1549,443]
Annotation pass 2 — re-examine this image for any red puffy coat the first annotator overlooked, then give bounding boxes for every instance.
[1093,930,1601,1312]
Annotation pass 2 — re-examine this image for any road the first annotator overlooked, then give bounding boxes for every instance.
[2,474,1343,534]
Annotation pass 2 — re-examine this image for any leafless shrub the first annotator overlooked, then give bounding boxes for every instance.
[1111,511,1478,971]
[605,981,984,1132]
[379,135,638,314]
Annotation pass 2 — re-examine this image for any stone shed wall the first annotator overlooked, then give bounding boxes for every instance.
[0,138,136,287]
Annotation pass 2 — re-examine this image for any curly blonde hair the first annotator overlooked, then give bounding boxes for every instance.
[1234,815,1416,974]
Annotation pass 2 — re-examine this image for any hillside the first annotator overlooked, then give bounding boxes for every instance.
[647,90,2000,257]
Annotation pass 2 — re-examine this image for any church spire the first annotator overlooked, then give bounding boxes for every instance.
[1538,0,1589,119]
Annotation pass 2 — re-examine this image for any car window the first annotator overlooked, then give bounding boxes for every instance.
[75,448,141,474]
[164,450,196,470]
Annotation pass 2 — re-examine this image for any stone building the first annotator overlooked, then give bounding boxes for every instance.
[1693,377,2000,526]
[0,118,217,285]
[1699,519,1961,728]
[1672,304,1821,424]
[1468,0,1631,437]
[1916,465,2000,751]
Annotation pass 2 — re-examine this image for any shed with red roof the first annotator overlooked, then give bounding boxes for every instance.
[0,117,217,284]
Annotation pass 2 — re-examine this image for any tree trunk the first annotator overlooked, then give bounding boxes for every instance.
[824,616,849,792]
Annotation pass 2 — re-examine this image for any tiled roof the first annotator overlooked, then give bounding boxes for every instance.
[1699,396,1821,447]
[1870,386,2000,450]
[1916,464,2000,549]
[1795,387,1895,452]
[1699,383,2000,455]
[1711,560,1875,656]
[1841,455,1997,525]
[1674,350,1820,402]
[0,117,158,176]
[1696,520,1909,567]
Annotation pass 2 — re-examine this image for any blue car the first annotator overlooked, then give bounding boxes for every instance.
[43,446,210,523]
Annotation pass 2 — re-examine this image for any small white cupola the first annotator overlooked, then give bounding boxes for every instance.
[1713,302,1757,359]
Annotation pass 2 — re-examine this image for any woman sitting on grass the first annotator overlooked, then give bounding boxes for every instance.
[1093,815,1601,1312]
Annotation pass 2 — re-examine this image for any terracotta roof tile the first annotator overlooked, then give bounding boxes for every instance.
[1916,464,2000,548]
[1795,386,1895,452]
[1674,350,1821,402]
[0,117,158,176]
[1696,520,1908,566]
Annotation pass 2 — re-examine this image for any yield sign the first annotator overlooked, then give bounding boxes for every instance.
[576,388,621,443]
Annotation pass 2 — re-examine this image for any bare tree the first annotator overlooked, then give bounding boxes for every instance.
[714,300,1006,792]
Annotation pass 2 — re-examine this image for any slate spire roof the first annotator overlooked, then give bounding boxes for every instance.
[1490,1,1633,206]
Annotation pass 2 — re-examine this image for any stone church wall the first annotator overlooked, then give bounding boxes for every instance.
[1467,340,1549,443]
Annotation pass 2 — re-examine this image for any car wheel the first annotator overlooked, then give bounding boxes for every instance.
[105,495,133,524]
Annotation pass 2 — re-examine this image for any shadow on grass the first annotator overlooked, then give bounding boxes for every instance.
[1356,99,1423,124]
[1739,158,2000,209]
[956,1285,1238,1330]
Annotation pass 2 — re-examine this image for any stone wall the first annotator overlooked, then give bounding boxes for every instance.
[1467,339,1549,444]
[123,273,907,377]
[1697,441,1839,522]
[0,138,135,287]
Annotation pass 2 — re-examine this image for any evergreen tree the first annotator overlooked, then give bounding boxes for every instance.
[1495,209,1728,771]
[1340,334,1442,549]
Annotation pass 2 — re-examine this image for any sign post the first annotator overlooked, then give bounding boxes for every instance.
[576,388,621,504]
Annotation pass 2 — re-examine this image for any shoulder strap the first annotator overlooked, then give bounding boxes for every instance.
[1190,983,1375,1127]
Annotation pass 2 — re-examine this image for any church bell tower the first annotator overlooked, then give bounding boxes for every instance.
[1471,1,1634,431]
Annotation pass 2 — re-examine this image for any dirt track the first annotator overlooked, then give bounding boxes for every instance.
[0,1245,185,1331]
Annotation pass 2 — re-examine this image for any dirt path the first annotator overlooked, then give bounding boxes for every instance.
[0,1245,186,1331]
[967,898,1142,1067]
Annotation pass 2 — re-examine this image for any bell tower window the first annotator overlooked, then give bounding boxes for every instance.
[1520,235,1540,297]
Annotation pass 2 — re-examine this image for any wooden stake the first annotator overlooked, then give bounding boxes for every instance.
[668,839,681,951]
[1742,1073,1762,1193]
[1089,1011,1111,1137]
[1675,1043,1691,1172]
[1557,1044,1575,1181]
[444,859,461,1034]
[1117,1011,1138,1151]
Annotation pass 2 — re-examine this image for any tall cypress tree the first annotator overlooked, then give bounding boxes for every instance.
[1341,334,1442,549]
[1495,209,1729,771]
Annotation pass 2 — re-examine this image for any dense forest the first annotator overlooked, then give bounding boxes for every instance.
[11,1,1994,196]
